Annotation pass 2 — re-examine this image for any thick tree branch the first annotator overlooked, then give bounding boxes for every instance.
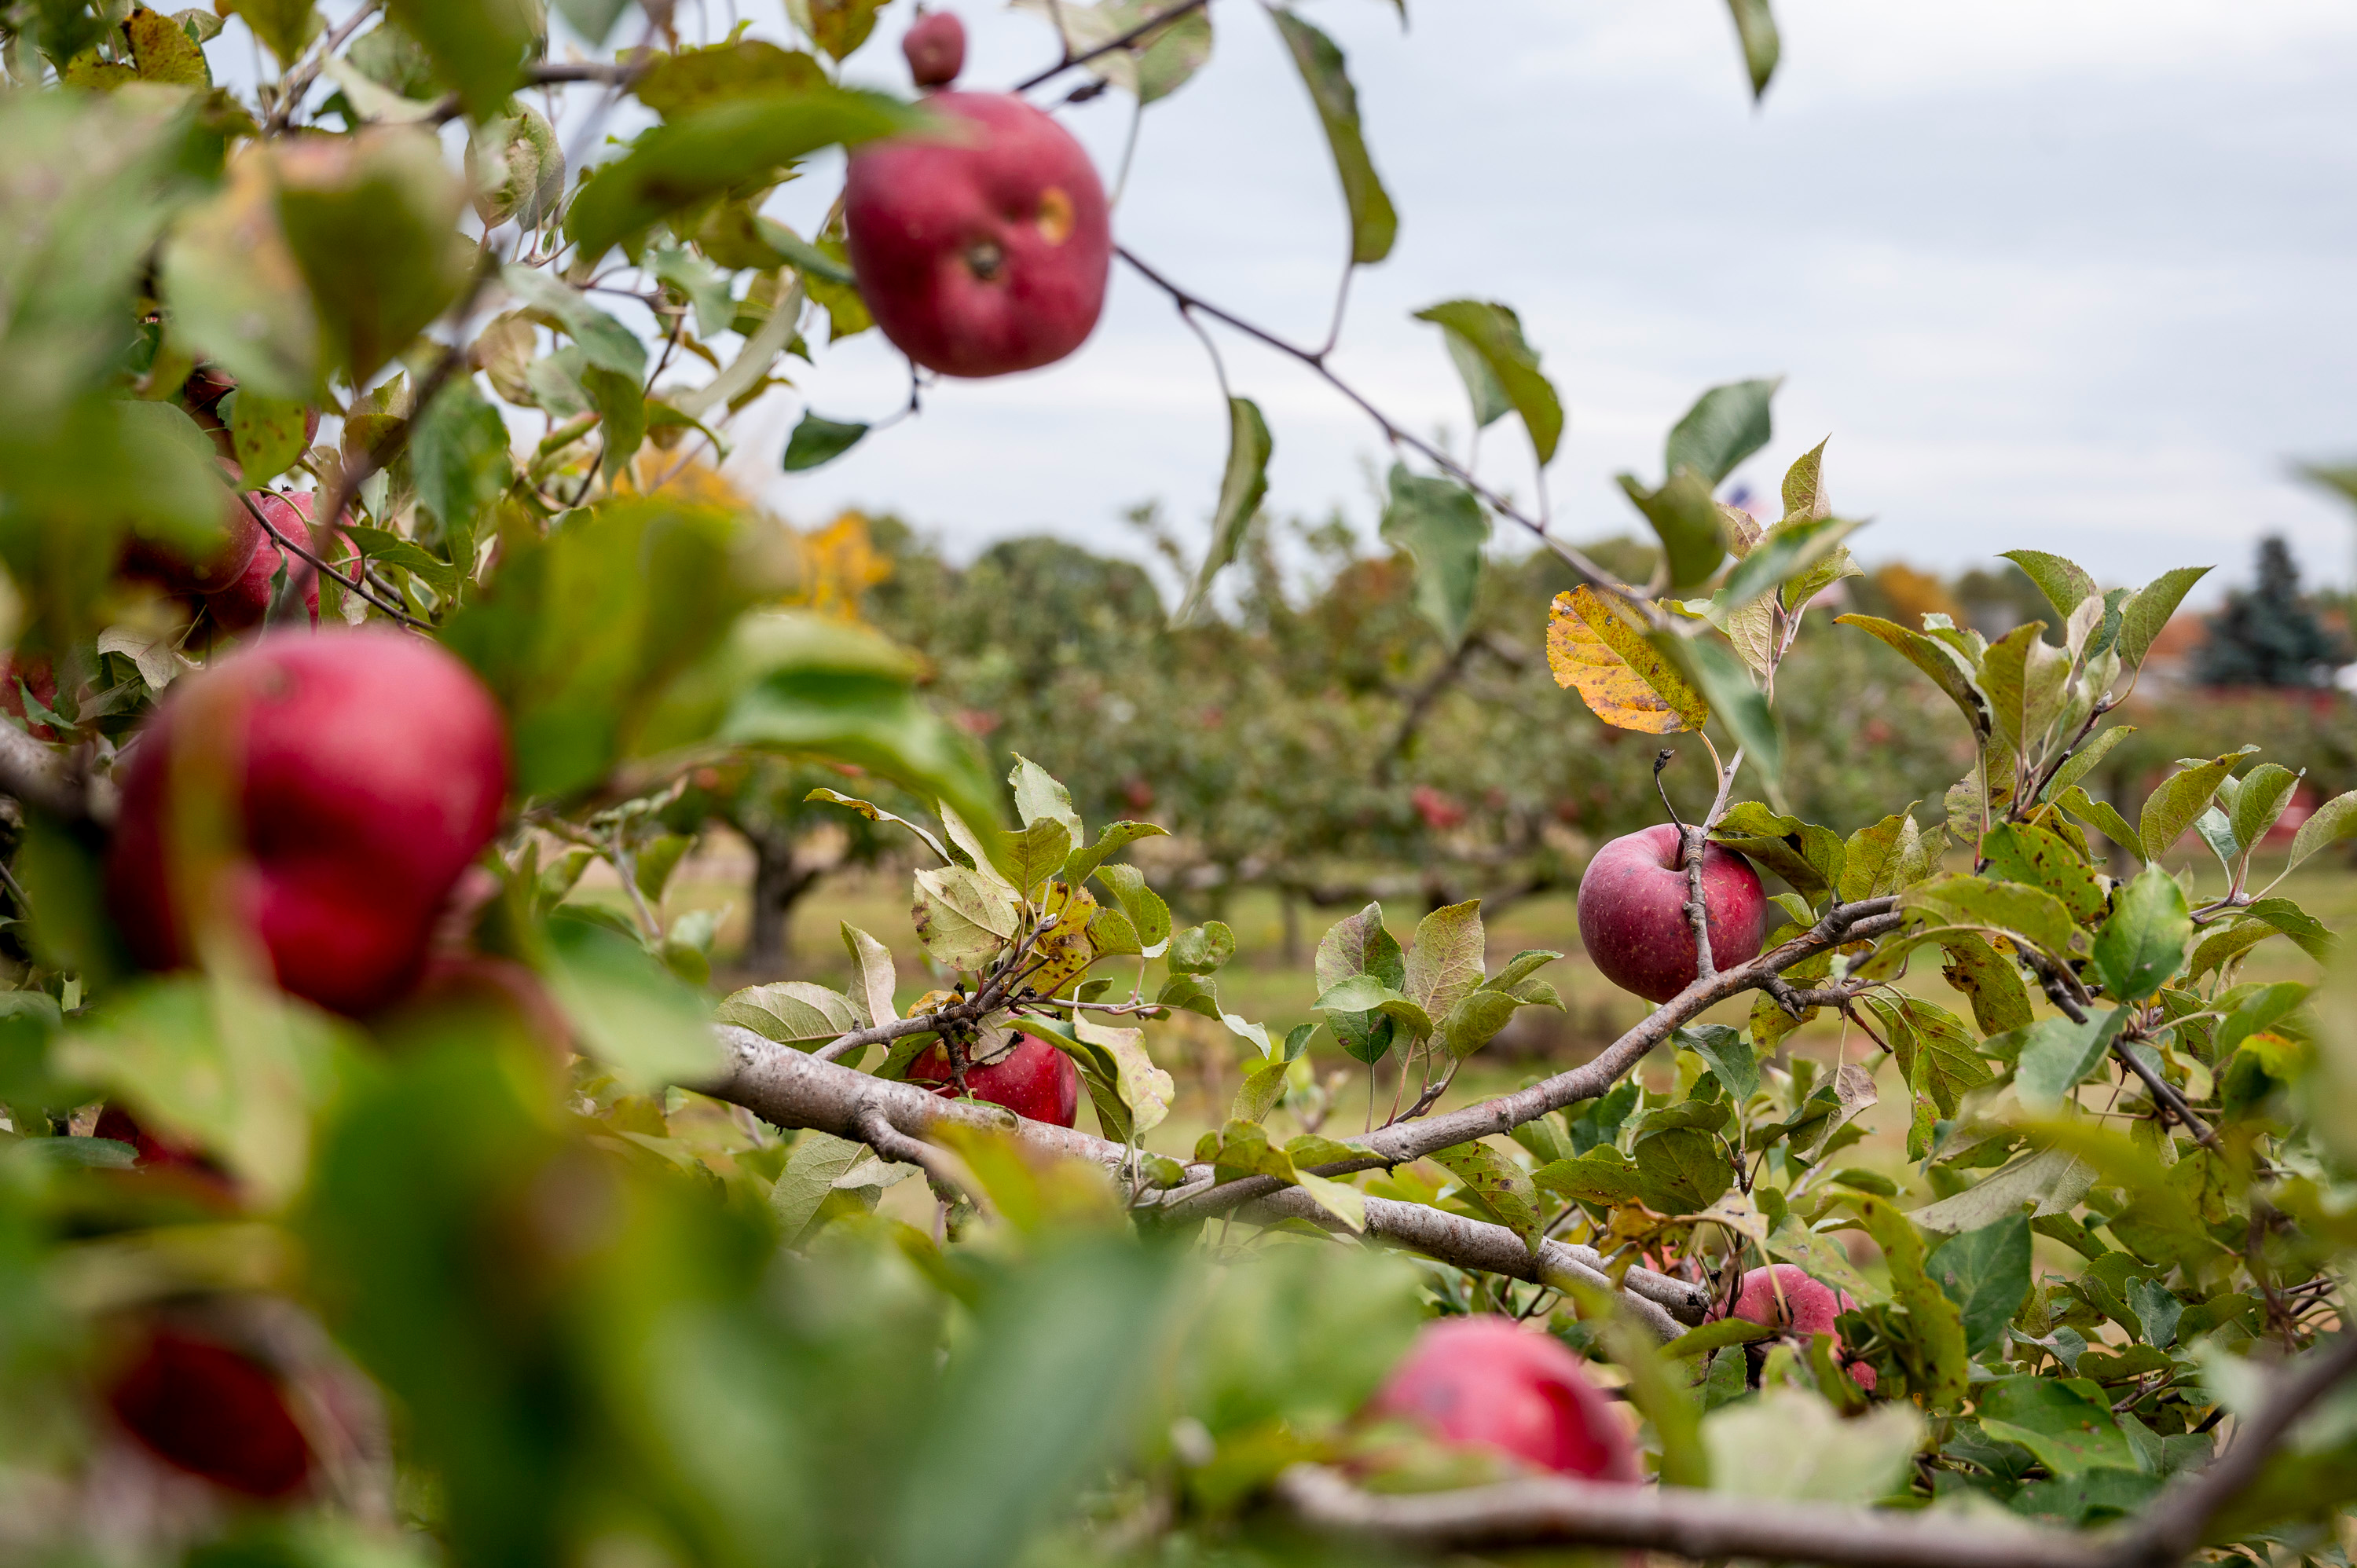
[1275,1464,2112,1568]
[698,1028,1698,1330]
[1146,899,1903,1224]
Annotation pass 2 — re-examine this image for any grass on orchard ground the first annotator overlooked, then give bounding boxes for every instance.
[591,840,2354,1280]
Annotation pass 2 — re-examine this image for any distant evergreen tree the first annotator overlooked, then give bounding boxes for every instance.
[2195,537,2349,687]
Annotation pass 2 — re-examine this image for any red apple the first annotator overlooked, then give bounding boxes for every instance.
[203,492,326,631]
[104,628,511,1017]
[123,488,264,598]
[1368,1316,1639,1481]
[108,1328,313,1498]
[903,9,966,88]
[843,91,1111,378]
[907,1031,1082,1127]
[1712,1262,1876,1392]
[0,654,60,741]
[1574,823,1766,1003]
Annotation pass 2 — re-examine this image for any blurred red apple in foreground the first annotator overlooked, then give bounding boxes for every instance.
[1368,1315,1640,1480]
[908,1031,1081,1127]
[105,629,510,1016]
[844,91,1110,377]
[108,1328,313,1498]
[1575,823,1766,1003]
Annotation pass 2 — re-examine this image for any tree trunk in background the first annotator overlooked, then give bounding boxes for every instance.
[746,834,822,979]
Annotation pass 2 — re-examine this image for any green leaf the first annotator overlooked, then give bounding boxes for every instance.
[2012,1009,2129,1115]
[1380,464,1486,647]
[716,980,862,1050]
[1836,614,1992,742]
[1926,1214,2031,1358]
[2044,724,2139,805]
[1938,935,2034,1035]
[225,0,320,64]
[1710,801,1843,900]
[1316,903,1405,1064]
[582,364,648,486]
[1980,821,2106,926]
[1977,1376,2135,1476]
[1429,1140,1543,1247]
[1721,0,1779,98]
[1838,808,1923,903]
[2115,566,2210,669]
[162,156,322,402]
[2240,898,2331,961]
[1064,822,1167,885]
[2092,864,2190,1002]
[1676,1024,1758,1101]
[2125,1276,2182,1350]
[1666,377,1778,486]
[1903,873,2077,960]
[1403,899,1484,1021]
[2055,785,2143,863]
[1715,515,1861,613]
[1176,396,1272,624]
[2000,550,2097,618]
[2139,749,2256,863]
[1534,1145,1643,1207]
[1618,469,1725,592]
[1008,0,1213,102]
[500,264,647,378]
[1094,864,1171,956]
[1412,300,1562,463]
[225,390,309,485]
[1311,976,1431,1042]
[410,378,513,553]
[636,38,828,118]
[1436,988,1522,1060]
[386,0,539,122]
[542,910,723,1090]
[783,411,869,471]
[1268,8,1396,266]
[1632,1127,1733,1214]
[566,88,920,262]
[1168,921,1237,976]
[1843,1194,1968,1408]
[2286,789,2357,873]
[1978,621,2069,757]
[276,127,469,389]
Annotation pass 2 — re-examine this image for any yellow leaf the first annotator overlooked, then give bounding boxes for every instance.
[1545,585,1708,734]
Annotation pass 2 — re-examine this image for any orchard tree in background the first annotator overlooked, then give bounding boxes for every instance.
[5,2,2357,1568]
[2195,537,2350,691]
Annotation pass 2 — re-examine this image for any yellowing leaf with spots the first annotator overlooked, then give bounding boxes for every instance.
[1545,585,1708,734]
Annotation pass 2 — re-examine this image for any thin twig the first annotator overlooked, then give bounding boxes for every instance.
[1013,0,1214,91]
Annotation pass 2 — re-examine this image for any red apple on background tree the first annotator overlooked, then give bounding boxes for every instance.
[1574,823,1765,1003]
[907,1031,1082,1127]
[844,91,1111,377]
[1367,1315,1640,1480]
[107,1328,313,1498]
[201,492,351,631]
[1711,1262,1877,1392]
[104,629,511,1017]
[903,9,966,88]
[122,489,264,599]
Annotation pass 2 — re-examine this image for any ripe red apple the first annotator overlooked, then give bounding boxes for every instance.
[123,489,264,599]
[108,1328,313,1498]
[203,491,328,631]
[104,629,511,1017]
[843,91,1111,378]
[1368,1316,1640,1481]
[903,9,965,87]
[1574,823,1766,1003]
[1713,1262,1876,1392]
[908,1031,1082,1126]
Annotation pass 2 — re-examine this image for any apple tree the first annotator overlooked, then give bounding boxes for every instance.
[0,2,2355,1567]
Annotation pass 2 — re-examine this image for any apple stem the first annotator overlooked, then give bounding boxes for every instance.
[1652,749,1686,848]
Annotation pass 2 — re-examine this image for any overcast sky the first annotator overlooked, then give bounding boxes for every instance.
[726,0,2357,603]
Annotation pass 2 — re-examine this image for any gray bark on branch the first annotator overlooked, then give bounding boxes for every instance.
[698,1028,1700,1333]
[1275,1464,2113,1568]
